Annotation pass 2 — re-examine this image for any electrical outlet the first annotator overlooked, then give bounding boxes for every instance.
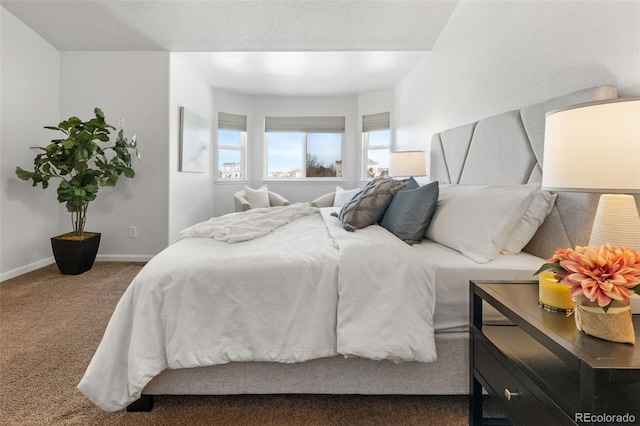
[118,117,125,128]
[129,226,137,238]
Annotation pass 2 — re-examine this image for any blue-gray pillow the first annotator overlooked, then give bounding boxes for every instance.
[401,176,420,190]
[380,181,439,245]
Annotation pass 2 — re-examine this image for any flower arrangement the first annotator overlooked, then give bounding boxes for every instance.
[535,244,640,312]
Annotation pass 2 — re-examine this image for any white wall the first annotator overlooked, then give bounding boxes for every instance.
[1,15,172,278]
[394,0,640,172]
[169,55,216,241]
[60,51,171,260]
[1,8,61,280]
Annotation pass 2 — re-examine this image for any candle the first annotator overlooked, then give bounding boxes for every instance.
[538,271,574,312]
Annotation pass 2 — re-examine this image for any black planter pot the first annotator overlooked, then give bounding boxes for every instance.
[51,232,101,275]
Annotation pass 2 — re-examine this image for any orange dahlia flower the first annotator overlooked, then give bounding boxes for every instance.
[536,244,640,310]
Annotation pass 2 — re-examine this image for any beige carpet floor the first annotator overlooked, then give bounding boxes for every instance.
[0,262,496,425]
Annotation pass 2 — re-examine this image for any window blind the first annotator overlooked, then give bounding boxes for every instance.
[265,116,345,133]
[362,112,390,132]
[218,112,247,131]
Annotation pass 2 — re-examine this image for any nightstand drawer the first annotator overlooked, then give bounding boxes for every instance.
[474,334,562,426]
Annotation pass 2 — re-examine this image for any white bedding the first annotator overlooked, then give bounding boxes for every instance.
[78,208,436,412]
[324,210,436,363]
[413,240,545,332]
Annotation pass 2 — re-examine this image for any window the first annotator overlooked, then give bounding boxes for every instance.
[217,112,246,180]
[265,116,345,179]
[362,112,391,179]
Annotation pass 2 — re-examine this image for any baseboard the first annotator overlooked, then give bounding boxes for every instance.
[96,254,154,263]
[1,257,55,282]
[1,255,153,282]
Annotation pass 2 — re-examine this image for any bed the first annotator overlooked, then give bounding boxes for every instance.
[78,84,619,412]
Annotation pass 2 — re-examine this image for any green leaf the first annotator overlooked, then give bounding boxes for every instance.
[77,129,93,144]
[59,117,81,130]
[94,108,105,120]
[533,262,565,277]
[62,139,75,150]
[73,146,89,161]
[15,167,32,181]
[85,183,98,194]
[123,167,135,178]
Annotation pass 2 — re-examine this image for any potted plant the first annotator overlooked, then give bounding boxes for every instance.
[15,107,140,275]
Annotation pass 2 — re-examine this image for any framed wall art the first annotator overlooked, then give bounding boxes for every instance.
[179,107,209,173]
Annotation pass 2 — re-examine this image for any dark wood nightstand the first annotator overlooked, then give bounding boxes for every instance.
[470,281,640,426]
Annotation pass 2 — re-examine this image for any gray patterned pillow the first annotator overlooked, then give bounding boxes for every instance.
[335,177,405,231]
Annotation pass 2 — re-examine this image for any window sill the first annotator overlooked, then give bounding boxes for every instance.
[215,179,249,185]
[262,178,347,184]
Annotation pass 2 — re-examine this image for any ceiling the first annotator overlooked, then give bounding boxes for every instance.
[2,0,458,96]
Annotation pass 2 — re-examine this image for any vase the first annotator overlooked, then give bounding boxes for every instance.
[573,295,635,344]
[51,232,101,275]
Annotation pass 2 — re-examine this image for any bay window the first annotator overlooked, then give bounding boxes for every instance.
[362,112,391,179]
[217,112,246,180]
[265,116,345,179]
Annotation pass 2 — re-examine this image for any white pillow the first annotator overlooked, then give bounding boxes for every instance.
[501,190,557,255]
[425,184,539,263]
[244,185,270,208]
[333,186,361,207]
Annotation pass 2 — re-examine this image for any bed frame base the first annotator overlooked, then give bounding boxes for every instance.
[128,332,468,414]
[126,394,154,412]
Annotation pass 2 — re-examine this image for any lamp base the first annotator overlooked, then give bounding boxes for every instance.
[588,194,640,251]
[631,294,640,315]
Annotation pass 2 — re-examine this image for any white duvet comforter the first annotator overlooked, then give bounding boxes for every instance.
[78,208,436,412]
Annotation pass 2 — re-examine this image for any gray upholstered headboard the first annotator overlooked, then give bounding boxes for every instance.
[430,85,622,259]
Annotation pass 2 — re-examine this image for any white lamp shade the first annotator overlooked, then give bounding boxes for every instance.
[542,98,640,250]
[542,98,640,193]
[389,151,426,177]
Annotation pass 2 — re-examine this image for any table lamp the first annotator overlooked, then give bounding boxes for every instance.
[389,151,427,178]
[542,97,640,250]
[541,97,640,312]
